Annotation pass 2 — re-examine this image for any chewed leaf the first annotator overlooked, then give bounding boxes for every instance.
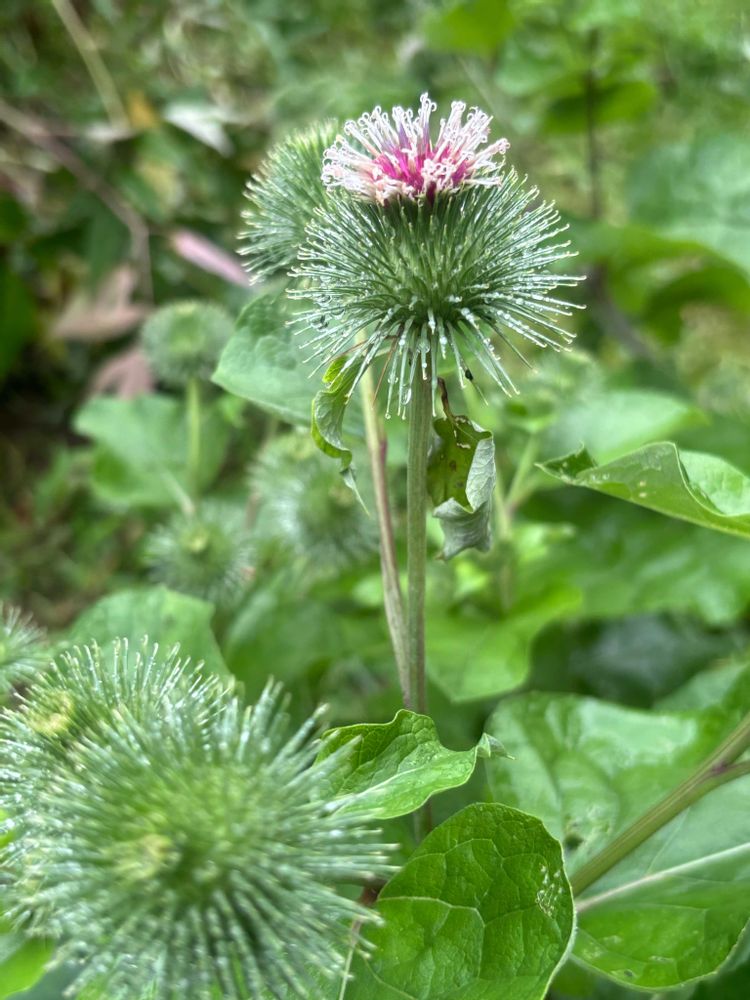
[311,358,365,507]
[317,710,508,819]
[428,413,496,558]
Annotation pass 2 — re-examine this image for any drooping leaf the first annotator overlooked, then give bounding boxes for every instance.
[426,584,581,702]
[311,358,363,502]
[428,413,496,559]
[317,710,506,818]
[66,586,228,677]
[346,803,575,999]
[541,442,750,539]
[212,294,316,425]
[486,662,750,990]
[74,393,229,508]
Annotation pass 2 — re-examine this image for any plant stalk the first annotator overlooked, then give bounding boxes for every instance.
[360,370,410,706]
[571,710,750,897]
[186,376,202,498]
[406,375,433,716]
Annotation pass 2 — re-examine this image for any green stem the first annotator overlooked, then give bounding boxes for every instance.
[572,711,750,897]
[360,370,410,705]
[406,375,433,716]
[186,377,202,498]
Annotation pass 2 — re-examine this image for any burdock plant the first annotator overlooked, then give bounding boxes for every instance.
[0,640,391,1000]
[242,93,581,719]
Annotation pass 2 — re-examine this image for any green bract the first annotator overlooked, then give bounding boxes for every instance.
[0,641,391,1000]
[0,604,45,696]
[141,301,234,387]
[240,120,339,280]
[143,500,253,602]
[295,170,581,416]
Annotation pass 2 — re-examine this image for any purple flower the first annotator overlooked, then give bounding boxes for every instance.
[323,93,510,204]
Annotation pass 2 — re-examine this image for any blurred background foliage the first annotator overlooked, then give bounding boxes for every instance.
[1,0,750,997]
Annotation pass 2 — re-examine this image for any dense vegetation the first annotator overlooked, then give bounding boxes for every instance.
[1,1,749,998]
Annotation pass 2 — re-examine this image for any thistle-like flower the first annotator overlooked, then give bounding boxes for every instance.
[143,500,253,603]
[322,91,509,203]
[141,301,234,387]
[293,93,582,415]
[0,641,391,1000]
[240,120,339,280]
[0,603,46,696]
[250,432,377,578]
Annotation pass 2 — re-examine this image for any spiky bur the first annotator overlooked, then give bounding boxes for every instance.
[250,431,377,578]
[141,301,234,387]
[143,500,253,603]
[0,639,225,791]
[293,94,582,416]
[239,120,339,281]
[0,643,391,1000]
[0,604,46,696]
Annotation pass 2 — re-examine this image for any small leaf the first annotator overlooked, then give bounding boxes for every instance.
[66,586,228,677]
[486,662,750,990]
[428,413,496,559]
[317,710,507,819]
[311,358,364,505]
[347,803,575,999]
[541,442,750,539]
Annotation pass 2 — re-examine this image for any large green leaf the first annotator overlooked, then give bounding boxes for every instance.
[317,710,504,818]
[346,803,574,999]
[426,584,581,702]
[541,443,750,539]
[212,294,317,425]
[0,924,51,999]
[66,586,227,677]
[74,394,229,508]
[428,413,496,559]
[628,134,750,278]
[486,663,750,990]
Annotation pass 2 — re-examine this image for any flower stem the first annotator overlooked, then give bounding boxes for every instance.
[186,376,202,498]
[406,375,433,716]
[571,710,750,897]
[360,370,410,705]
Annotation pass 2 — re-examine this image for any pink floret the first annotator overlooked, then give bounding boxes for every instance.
[322,93,509,204]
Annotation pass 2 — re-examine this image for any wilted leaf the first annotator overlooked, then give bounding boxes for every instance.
[428,413,496,559]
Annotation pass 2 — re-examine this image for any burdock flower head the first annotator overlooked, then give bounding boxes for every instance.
[0,639,391,1000]
[291,93,582,415]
